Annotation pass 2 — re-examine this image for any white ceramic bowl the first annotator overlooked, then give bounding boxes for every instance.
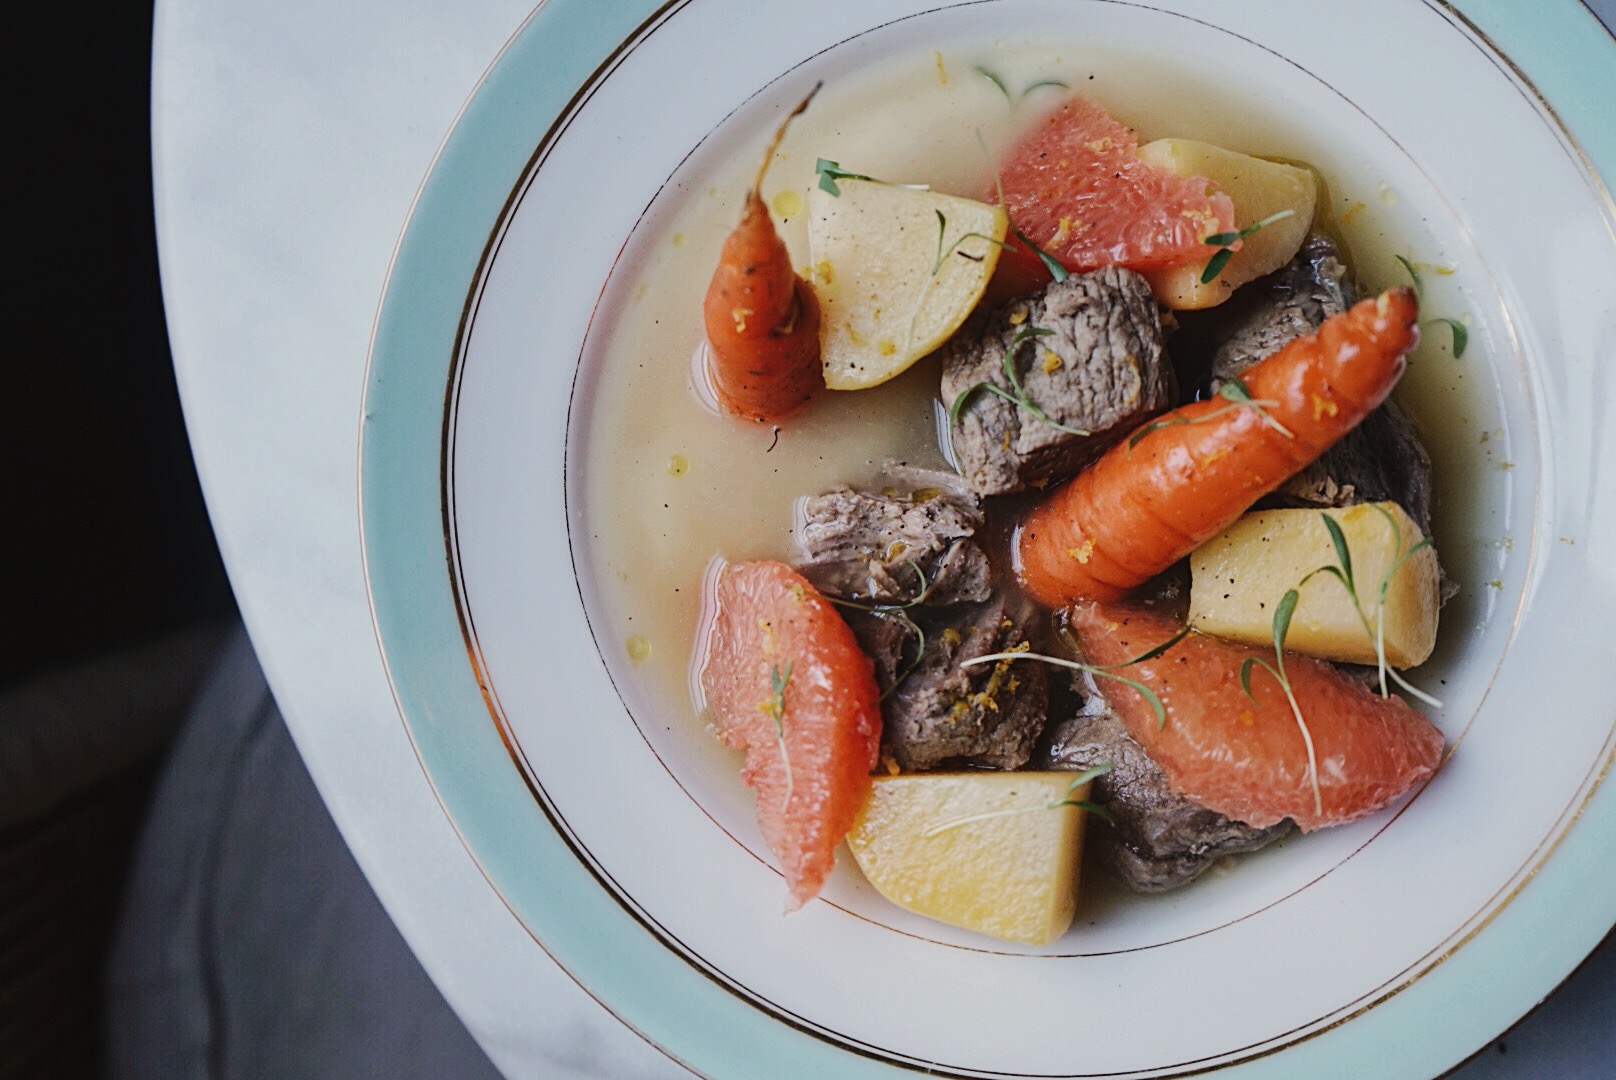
[362,1,1616,1075]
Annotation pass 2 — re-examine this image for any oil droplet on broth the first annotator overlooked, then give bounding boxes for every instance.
[1378,183,1399,206]
[669,453,689,476]
[771,188,804,219]
[626,635,652,662]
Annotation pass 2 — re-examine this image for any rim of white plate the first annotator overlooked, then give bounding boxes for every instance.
[360,1,1616,1077]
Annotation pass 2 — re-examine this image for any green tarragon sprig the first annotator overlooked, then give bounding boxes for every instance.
[948,323,1091,437]
[1011,224,1072,284]
[974,66,1070,108]
[962,624,1191,730]
[921,762,1116,838]
[1302,508,1443,708]
[814,158,876,197]
[977,128,1072,286]
[1395,255,1468,358]
[907,209,1018,351]
[1237,589,1324,818]
[1127,376,1293,449]
[763,661,795,810]
[814,158,932,198]
[1198,209,1298,285]
[928,208,1015,276]
[825,560,934,699]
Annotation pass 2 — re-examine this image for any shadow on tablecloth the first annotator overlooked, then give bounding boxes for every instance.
[103,627,501,1079]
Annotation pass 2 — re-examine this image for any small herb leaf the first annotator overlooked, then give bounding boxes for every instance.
[1272,588,1299,658]
[1432,317,1468,358]
[1113,623,1190,666]
[1242,627,1323,817]
[1064,762,1115,789]
[1061,800,1116,826]
[1012,225,1071,284]
[1217,376,1254,403]
[951,323,1087,436]
[930,209,948,274]
[949,380,1018,427]
[975,65,1011,102]
[1239,656,1259,701]
[1199,209,1296,285]
[1319,514,1354,594]
[1021,78,1070,99]
[1395,254,1424,298]
[814,158,875,197]
[920,762,1116,837]
[1199,247,1235,285]
[824,561,934,697]
[1127,415,1184,448]
[958,643,1177,729]
[1202,208,1297,248]
[1099,671,1170,729]
[1380,536,1434,603]
[1009,323,1056,347]
[1213,378,1293,437]
[765,662,795,809]
[1300,564,1352,594]
[976,67,1069,106]
[1128,379,1290,448]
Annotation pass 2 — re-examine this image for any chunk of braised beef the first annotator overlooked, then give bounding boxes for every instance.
[1036,673,1290,892]
[836,607,918,692]
[796,466,991,607]
[940,266,1173,496]
[1209,234,1353,382]
[880,594,1048,772]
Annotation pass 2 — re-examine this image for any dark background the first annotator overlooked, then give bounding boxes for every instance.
[3,5,235,1074]
[8,4,234,688]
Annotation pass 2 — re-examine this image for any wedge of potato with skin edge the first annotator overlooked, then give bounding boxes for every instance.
[808,180,1008,390]
[847,771,1092,945]
[1138,139,1317,310]
[1188,501,1440,668]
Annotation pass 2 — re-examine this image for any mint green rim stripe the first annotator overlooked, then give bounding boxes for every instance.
[360,1,1616,1076]
[1259,1,1616,1074]
[360,0,896,1074]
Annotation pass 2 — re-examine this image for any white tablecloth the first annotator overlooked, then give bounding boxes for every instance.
[152,1,684,1074]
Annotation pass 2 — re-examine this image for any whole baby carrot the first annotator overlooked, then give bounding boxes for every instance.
[702,89,822,422]
[1016,287,1420,606]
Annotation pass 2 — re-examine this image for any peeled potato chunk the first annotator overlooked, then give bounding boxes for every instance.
[847,771,1091,945]
[808,180,1007,390]
[1189,502,1440,668]
[1137,139,1317,310]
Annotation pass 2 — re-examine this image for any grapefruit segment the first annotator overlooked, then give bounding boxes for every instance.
[994,96,1235,274]
[700,560,882,910]
[1067,601,1443,832]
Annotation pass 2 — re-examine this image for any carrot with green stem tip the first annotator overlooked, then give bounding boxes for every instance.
[1016,287,1420,606]
[702,86,823,422]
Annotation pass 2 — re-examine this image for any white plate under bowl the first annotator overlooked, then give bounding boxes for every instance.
[361,1,1616,1075]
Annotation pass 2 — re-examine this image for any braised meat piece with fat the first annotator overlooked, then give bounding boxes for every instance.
[796,465,992,607]
[941,267,1174,496]
[879,594,1049,772]
[795,468,1049,771]
[1036,674,1290,892]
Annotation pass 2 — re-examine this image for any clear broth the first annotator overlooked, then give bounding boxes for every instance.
[581,40,1490,766]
